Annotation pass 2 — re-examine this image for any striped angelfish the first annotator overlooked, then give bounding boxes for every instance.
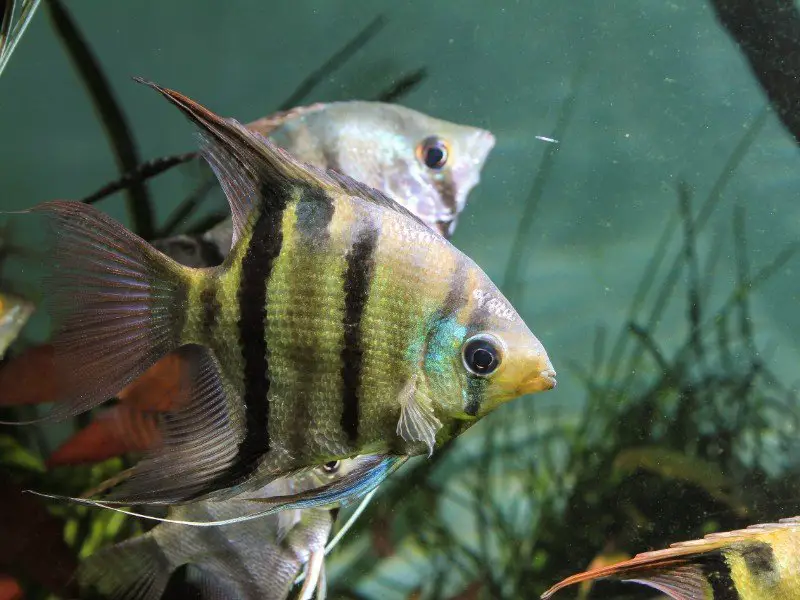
[542,517,800,599]
[21,80,556,509]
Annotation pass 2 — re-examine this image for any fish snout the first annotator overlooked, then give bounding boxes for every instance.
[471,130,496,160]
[518,353,557,394]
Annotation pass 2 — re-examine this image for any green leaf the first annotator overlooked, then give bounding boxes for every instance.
[0,434,44,472]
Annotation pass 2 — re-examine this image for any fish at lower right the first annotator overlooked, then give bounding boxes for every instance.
[542,517,800,599]
[16,79,556,512]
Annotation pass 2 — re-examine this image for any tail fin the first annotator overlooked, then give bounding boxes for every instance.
[78,534,172,600]
[4,201,190,423]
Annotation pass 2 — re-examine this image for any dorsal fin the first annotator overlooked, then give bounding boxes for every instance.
[134,78,431,248]
[246,102,326,136]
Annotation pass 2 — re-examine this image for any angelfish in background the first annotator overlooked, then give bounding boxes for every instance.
[78,459,362,600]
[542,517,800,599]
[157,99,495,268]
[18,79,555,513]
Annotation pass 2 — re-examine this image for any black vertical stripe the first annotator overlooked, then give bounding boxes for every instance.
[700,551,741,600]
[340,224,379,443]
[739,542,777,581]
[433,173,458,238]
[295,185,335,240]
[200,282,220,332]
[191,185,287,497]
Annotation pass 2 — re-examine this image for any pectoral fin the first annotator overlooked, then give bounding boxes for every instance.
[396,376,441,456]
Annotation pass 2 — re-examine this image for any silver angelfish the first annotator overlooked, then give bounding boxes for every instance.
[156,100,495,266]
[77,459,365,600]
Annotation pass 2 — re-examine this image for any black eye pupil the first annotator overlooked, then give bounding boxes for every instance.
[463,337,500,375]
[472,348,494,371]
[424,146,446,168]
[419,137,449,169]
[323,461,340,473]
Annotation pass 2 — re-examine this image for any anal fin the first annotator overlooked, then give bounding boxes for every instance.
[99,345,246,504]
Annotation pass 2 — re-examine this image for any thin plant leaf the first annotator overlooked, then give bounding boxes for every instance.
[82,153,196,205]
[502,62,585,302]
[279,14,386,110]
[613,446,746,514]
[374,67,428,103]
[0,434,44,472]
[0,0,41,79]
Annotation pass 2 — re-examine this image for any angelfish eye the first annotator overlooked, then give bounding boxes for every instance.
[462,335,502,376]
[417,136,450,170]
[322,460,341,473]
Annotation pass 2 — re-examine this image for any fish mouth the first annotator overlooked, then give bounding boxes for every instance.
[517,366,557,394]
[470,130,496,164]
[539,368,557,390]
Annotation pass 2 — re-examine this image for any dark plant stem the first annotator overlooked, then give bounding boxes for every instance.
[374,68,428,103]
[82,153,196,206]
[47,0,154,238]
[278,14,385,111]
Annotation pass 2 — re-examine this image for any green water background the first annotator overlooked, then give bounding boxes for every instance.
[2,2,797,407]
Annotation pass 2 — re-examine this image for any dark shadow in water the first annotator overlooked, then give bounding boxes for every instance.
[709,0,800,144]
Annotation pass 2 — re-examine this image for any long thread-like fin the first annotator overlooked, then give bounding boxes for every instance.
[77,534,172,600]
[541,553,712,599]
[29,454,406,526]
[1,201,190,424]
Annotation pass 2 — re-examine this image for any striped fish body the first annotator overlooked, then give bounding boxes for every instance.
[27,80,555,505]
[542,517,800,599]
[183,174,507,477]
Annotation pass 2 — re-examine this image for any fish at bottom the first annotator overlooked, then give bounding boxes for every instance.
[77,459,371,600]
[542,517,800,599]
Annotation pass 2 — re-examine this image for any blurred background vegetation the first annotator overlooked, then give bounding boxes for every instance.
[0,1,798,599]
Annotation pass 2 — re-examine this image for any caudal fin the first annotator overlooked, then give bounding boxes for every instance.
[3,201,189,423]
